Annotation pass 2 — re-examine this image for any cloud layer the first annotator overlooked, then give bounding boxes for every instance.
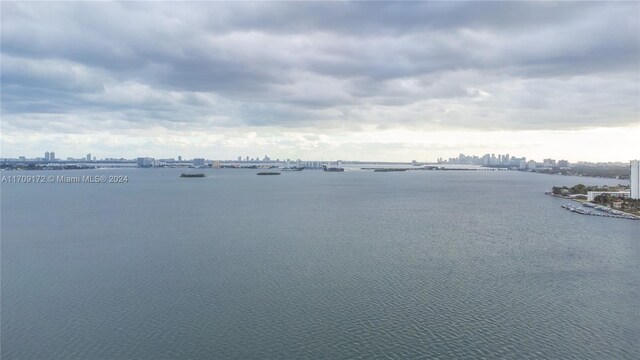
[1,2,638,160]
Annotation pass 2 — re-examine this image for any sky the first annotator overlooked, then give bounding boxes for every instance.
[1,1,638,162]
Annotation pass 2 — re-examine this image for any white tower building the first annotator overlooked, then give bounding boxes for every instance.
[631,160,639,199]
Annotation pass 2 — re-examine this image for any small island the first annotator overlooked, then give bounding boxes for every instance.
[180,173,205,178]
[257,172,281,176]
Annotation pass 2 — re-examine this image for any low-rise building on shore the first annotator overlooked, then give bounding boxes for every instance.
[587,191,631,202]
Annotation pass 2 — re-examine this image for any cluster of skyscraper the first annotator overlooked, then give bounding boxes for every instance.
[438,153,523,166]
[237,155,280,162]
[38,151,95,162]
[437,153,570,170]
[43,151,56,162]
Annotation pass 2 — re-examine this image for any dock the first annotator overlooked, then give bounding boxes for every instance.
[561,204,639,220]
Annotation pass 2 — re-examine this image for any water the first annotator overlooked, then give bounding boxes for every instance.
[2,169,638,359]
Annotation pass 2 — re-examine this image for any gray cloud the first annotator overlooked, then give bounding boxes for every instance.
[1,1,638,139]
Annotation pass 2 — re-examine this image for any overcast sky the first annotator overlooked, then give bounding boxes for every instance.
[1,1,638,162]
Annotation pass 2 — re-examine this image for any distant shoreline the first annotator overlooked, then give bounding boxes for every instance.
[0,165,631,180]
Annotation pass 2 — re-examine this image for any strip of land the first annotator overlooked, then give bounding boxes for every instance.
[546,184,640,220]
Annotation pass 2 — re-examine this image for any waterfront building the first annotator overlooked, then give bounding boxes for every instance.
[586,191,631,202]
[631,160,639,199]
[136,157,155,167]
[44,151,50,161]
[527,160,537,170]
[86,153,91,161]
[193,158,206,167]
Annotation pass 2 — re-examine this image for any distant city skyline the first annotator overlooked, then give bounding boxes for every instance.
[1,2,638,162]
[2,149,634,166]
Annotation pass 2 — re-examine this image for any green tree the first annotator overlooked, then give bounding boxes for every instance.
[571,184,587,195]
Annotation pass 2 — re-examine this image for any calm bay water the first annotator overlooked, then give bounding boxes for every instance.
[2,169,638,359]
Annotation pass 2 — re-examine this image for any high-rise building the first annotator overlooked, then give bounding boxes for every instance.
[44,151,50,161]
[137,157,154,167]
[543,158,555,167]
[178,156,182,162]
[193,158,206,167]
[519,158,527,170]
[86,153,91,161]
[50,151,55,161]
[631,160,639,199]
